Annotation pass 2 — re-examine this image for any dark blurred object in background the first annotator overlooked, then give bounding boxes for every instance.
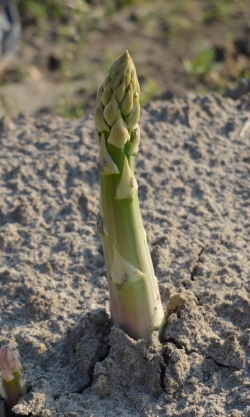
[0,0,21,72]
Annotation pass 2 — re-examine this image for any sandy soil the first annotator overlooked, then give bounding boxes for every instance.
[0,91,250,417]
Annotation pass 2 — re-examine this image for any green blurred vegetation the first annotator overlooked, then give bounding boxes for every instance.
[9,0,250,118]
[200,0,235,23]
[183,48,216,79]
[14,0,63,24]
[14,0,144,25]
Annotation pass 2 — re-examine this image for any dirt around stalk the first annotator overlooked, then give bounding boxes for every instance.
[0,91,250,416]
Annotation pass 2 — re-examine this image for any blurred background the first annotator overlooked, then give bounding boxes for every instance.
[0,0,250,119]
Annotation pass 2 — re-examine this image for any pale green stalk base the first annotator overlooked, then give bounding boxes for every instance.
[99,141,165,340]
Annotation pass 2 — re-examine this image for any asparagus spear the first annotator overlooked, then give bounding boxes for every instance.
[95,51,165,340]
[0,345,26,417]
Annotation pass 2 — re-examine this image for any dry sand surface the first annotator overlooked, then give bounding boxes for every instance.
[0,92,250,417]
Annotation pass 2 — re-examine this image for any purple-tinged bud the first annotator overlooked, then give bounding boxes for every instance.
[0,345,21,383]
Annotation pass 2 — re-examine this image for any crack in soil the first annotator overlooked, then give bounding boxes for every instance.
[204,356,237,370]
[78,379,94,394]
[82,346,111,394]
[190,247,205,281]
[163,338,238,371]
[160,362,166,392]
[163,337,197,356]
[194,293,202,305]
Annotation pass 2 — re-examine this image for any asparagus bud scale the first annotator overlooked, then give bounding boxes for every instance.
[0,345,26,416]
[95,51,165,340]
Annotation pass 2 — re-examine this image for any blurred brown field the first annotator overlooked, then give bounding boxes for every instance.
[0,0,250,118]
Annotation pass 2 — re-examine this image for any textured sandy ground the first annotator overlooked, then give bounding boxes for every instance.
[0,92,250,417]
